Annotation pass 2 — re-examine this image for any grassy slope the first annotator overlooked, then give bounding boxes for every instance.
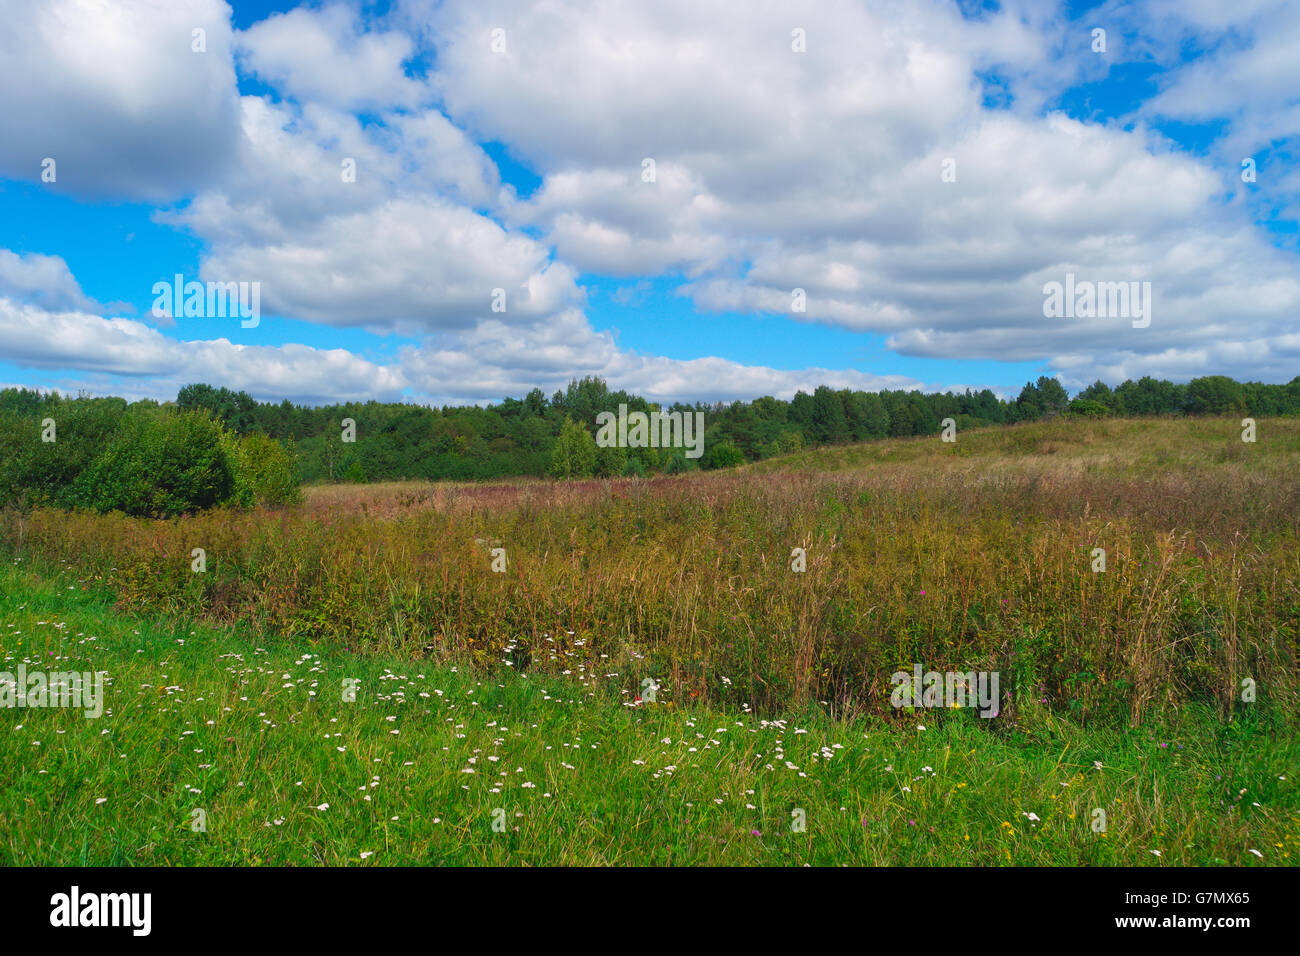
[2,562,1295,866]
[8,416,1298,725]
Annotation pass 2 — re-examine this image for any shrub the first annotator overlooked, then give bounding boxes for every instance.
[0,398,128,508]
[73,409,237,517]
[1065,398,1110,418]
[550,418,597,478]
[594,442,628,478]
[235,433,302,506]
[663,451,691,474]
[702,441,745,470]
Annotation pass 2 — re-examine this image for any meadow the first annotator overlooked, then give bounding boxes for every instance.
[1,416,1297,864]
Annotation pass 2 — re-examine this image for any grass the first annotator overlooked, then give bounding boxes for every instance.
[1,416,1297,865]
[1,561,1296,866]
[2,416,1297,723]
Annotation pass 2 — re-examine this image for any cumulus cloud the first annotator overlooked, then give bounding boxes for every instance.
[398,309,922,404]
[197,194,584,331]
[413,0,1300,385]
[237,3,429,111]
[0,296,407,404]
[3,0,1297,404]
[0,292,924,408]
[0,250,104,313]
[0,0,242,201]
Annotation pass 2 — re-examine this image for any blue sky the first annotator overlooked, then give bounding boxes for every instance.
[0,0,1296,406]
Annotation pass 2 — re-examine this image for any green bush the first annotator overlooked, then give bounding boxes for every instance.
[702,441,745,470]
[1065,398,1110,418]
[0,398,128,508]
[550,418,597,478]
[594,442,628,478]
[235,433,301,506]
[73,410,237,518]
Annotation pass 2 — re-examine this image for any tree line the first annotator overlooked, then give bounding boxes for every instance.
[0,373,1295,508]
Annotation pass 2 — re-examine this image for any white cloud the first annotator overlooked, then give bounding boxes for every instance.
[0,250,103,313]
[0,0,243,200]
[0,296,407,404]
[238,4,429,111]
[413,0,1300,384]
[398,309,921,404]
[199,195,584,331]
[4,0,1297,403]
[0,293,923,407]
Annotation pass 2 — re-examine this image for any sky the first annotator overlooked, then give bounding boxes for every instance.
[0,0,1296,407]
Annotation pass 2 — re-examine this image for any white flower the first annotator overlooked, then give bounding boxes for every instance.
[316,803,330,811]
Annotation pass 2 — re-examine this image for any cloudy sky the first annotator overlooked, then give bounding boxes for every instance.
[0,0,1296,406]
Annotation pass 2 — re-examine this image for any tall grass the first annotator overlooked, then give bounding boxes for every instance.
[4,563,1294,866]
[2,416,1297,725]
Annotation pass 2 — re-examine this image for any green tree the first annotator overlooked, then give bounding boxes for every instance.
[550,418,597,478]
[887,401,915,437]
[1184,376,1245,415]
[1036,376,1070,415]
[594,442,628,477]
[702,441,745,470]
[811,386,850,443]
[74,410,237,517]
[235,433,302,506]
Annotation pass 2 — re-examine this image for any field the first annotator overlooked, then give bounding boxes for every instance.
[1,416,1298,865]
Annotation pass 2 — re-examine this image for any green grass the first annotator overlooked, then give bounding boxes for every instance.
[2,561,1295,866]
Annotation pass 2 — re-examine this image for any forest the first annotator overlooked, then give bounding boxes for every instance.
[0,373,1296,514]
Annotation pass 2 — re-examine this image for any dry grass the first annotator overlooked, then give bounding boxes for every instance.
[3,415,1297,725]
